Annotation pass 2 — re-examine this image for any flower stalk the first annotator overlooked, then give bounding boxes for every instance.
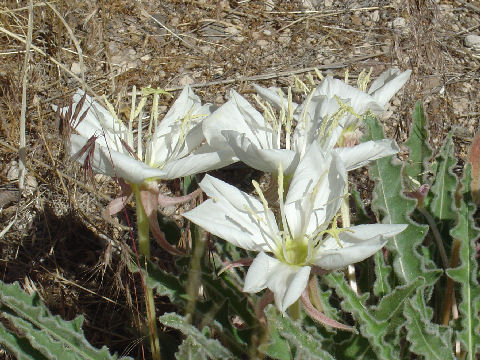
[133,183,161,359]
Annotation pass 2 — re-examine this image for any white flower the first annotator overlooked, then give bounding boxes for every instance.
[183,143,407,312]
[53,86,234,184]
[202,68,410,175]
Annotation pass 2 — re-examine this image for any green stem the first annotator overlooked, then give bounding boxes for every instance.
[133,184,161,359]
[340,183,358,293]
[418,206,449,269]
[185,224,206,320]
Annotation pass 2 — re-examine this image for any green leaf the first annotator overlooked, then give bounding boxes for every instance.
[404,291,454,360]
[363,115,441,286]
[259,316,292,360]
[372,251,392,297]
[159,313,234,360]
[404,101,432,185]
[0,321,46,360]
[446,165,480,360]
[333,335,376,360]
[374,277,424,322]
[175,336,208,360]
[262,305,334,360]
[0,281,128,360]
[325,272,397,359]
[429,132,457,220]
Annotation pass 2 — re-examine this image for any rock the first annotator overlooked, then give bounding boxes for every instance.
[301,0,317,10]
[140,54,151,62]
[351,15,362,27]
[465,34,480,49]
[264,0,274,10]
[178,75,194,86]
[252,31,261,40]
[225,26,239,35]
[392,17,407,29]
[256,39,269,48]
[371,10,380,22]
[70,62,84,76]
[263,29,272,36]
[278,35,290,44]
[233,35,245,43]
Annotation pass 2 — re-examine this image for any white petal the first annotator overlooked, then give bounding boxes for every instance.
[69,134,169,184]
[338,223,408,244]
[244,253,311,313]
[157,150,235,179]
[284,143,329,238]
[149,86,214,165]
[243,252,279,292]
[223,131,298,174]
[312,237,386,270]
[334,139,399,171]
[312,224,407,270]
[202,90,274,150]
[253,84,298,112]
[368,69,412,107]
[183,175,279,252]
[285,144,346,238]
[313,77,384,115]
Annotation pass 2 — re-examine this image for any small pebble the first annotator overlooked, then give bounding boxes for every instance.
[256,39,269,47]
[392,17,407,29]
[465,34,480,49]
[70,62,84,76]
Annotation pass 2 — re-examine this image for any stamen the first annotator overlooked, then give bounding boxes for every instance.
[357,67,372,91]
[306,72,315,87]
[252,180,282,252]
[102,95,131,151]
[294,75,310,95]
[285,87,293,150]
[312,214,354,249]
[277,164,292,263]
[241,203,279,255]
[314,68,323,81]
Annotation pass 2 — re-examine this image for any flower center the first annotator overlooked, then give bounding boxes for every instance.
[281,236,309,265]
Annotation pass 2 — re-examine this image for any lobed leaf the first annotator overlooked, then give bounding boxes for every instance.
[429,132,457,220]
[372,251,392,297]
[262,305,334,360]
[0,321,45,360]
[446,165,480,360]
[159,312,233,360]
[0,281,128,360]
[325,272,397,359]
[363,114,441,286]
[175,336,208,360]
[404,101,433,185]
[404,291,454,360]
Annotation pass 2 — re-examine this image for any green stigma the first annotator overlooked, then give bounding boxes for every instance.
[280,236,309,266]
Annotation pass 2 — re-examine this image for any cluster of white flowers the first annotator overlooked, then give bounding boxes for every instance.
[55,68,411,326]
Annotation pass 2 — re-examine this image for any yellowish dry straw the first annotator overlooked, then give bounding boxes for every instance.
[18,0,33,192]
